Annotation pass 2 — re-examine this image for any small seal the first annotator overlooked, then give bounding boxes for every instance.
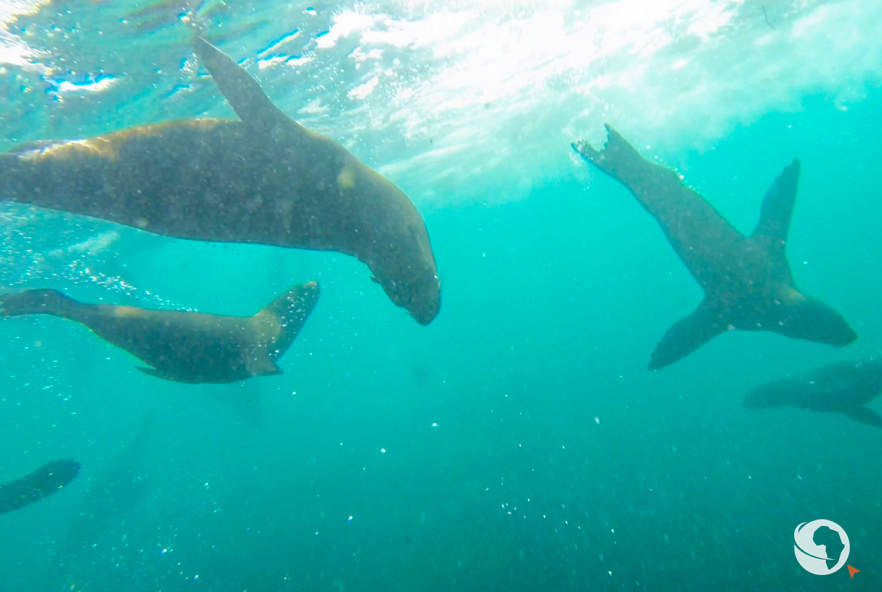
[573,125,856,369]
[0,282,320,383]
[746,359,882,427]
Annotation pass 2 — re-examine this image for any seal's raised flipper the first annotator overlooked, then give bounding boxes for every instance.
[649,299,725,370]
[252,281,320,357]
[572,125,650,188]
[751,159,801,259]
[193,37,296,134]
[841,407,882,428]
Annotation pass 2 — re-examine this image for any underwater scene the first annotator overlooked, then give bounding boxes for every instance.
[1,0,881,590]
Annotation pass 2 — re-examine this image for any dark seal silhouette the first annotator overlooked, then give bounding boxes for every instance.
[0,282,320,384]
[0,38,440,325]
[0,460,80,515]
[573,125,856,369]
[746,358,882,427]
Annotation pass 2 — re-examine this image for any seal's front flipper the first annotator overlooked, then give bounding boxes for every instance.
[842,407,882,428]
[193,37,295,133]
[245,357,283,377]
[649,300,725,370]
[750,159,801,258]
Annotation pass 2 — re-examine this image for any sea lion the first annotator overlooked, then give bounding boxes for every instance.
[572,125,857,369]
[745,359,882,428]
[0,281,320,383]
[0,38,440,325]
[0,459,80,515]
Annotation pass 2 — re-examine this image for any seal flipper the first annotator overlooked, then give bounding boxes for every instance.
[750,159,801,258]
[0,288,79,318]
[649,299,725,370]
[135,366,179,381]
[253,281,321,357]
[246,358,283,377]
[193,37,298,134]
[841,407,882,428]
[572,125,649,188]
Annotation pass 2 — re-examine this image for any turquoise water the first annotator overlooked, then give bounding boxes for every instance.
[2,1,882,590]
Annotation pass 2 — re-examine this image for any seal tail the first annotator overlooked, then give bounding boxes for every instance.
[0,289,79,319]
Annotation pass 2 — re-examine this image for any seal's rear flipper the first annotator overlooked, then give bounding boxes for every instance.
[572,125,647,187]
[842,407,882,428]
[193,37,295,134]
[649,300,724,370]
[245,357,283,377]
[0,289,78,318]
[750,160,800,258]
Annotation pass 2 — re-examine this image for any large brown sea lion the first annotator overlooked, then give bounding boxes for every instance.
[745,359,882,428]
[0,459,80,515]
[573,125,856,369]
[0,38,440,325]
[0,281,320,383]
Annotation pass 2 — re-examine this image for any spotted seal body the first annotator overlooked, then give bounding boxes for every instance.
[0,282,320,383]
[573,126,856,369]
[0,38,439,324]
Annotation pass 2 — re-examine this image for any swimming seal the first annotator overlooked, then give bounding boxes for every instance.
[0,459,80,515]
[0,282,320,384]
[573,125,857,369]
[0,38,440,325]
[745,359,882,428]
